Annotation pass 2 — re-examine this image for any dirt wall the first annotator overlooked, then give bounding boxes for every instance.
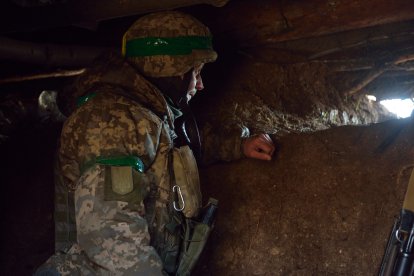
[196,118,414,275]
[195,54,394,137]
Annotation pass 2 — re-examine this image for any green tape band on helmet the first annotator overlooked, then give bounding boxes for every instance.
[124,36,213,57]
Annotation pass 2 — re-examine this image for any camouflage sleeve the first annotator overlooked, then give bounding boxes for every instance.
[58,92,164,190]
[36,165,165,276]
[73,165,164,275]
[53,93,169,274]
[200,121,250,165]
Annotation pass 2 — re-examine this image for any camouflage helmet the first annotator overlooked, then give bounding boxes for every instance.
[122,11,217,78]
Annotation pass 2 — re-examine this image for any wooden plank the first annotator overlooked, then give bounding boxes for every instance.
[270,0,414,43]
[200,0,414,46]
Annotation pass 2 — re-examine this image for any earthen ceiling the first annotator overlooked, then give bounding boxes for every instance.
[0,0,413,100]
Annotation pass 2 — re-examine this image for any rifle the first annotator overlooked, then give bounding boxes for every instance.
[379,169,414,276]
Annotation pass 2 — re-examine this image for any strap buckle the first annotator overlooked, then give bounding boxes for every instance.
[173,185,185,212]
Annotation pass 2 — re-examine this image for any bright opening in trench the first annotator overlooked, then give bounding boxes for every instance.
[380,98,414,118]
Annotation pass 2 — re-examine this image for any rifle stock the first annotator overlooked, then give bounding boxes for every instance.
[379,169,414,276]
[379,211,414,276]
[379,218,401,276]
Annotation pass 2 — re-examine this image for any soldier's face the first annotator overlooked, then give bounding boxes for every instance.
[185,64,204,103]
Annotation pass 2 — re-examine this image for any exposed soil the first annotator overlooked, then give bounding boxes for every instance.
[0,49,409,276]
[1,116,412,276]
[191,56,412,276]
[196,118,414,276]
[195,53,394,137]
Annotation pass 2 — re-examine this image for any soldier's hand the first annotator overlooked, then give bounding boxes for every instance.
[242,134,275,161]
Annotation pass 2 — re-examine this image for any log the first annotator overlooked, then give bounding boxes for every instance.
[0,69,85,85]
[366,73,414,100]
[195,0,414,47]
[346,53,414,96]
[269,0,414,44]
[346,68,387,95]
[0,0,229,34]
[0,37,110,67]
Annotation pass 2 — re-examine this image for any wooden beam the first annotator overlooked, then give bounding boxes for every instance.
[0,37,111,67]
[269,0,414,43]
[0,0,229,34]
[345,54,414,96]
[200,0,414,47]
[0,69,85,85]
[366,75,414,100]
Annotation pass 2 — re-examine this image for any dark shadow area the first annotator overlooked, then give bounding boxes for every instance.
[0,111,61,275]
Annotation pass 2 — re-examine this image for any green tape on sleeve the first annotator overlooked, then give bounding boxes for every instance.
[81,155,145,174]
[77,92,97,108]
[96,156,145,173]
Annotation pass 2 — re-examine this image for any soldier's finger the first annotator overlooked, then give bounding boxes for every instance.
[250,150,272,161]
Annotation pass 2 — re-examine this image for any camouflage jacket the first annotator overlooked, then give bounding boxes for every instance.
[55,53,248,274]
[59,52,247,189]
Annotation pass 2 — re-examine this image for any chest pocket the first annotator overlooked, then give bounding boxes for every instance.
[172,145,201,218]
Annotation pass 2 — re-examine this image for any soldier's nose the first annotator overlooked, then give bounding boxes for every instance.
[196,76,204,91]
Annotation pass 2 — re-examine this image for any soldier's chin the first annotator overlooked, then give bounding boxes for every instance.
[186,92,196,103]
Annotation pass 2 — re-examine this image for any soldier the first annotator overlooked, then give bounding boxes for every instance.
[36,11,274,275]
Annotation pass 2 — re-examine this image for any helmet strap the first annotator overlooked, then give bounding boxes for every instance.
[147,69,193,107]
